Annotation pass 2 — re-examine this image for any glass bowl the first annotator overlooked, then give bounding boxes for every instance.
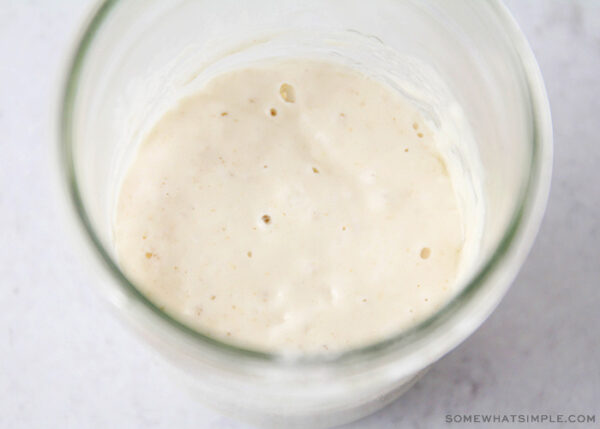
[56,1,552,427]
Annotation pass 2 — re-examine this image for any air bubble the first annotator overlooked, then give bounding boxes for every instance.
[280,83,296,103]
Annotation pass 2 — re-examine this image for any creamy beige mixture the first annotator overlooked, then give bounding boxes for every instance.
[115,59,467,353]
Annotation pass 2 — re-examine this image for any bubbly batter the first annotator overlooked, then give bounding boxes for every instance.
[115,59,467,353]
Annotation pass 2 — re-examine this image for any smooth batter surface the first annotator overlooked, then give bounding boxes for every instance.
[115,60,465,353]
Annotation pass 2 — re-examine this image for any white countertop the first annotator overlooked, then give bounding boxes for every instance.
[1,1,598,428]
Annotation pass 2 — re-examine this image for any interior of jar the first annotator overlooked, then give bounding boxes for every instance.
[61,0,539,361]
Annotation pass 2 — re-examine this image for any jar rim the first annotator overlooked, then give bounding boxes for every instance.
[57,0,553,369]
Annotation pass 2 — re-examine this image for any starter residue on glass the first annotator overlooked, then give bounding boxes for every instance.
[115,59,473,353]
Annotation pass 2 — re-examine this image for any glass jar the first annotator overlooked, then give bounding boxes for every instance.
[56,1,552,427]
